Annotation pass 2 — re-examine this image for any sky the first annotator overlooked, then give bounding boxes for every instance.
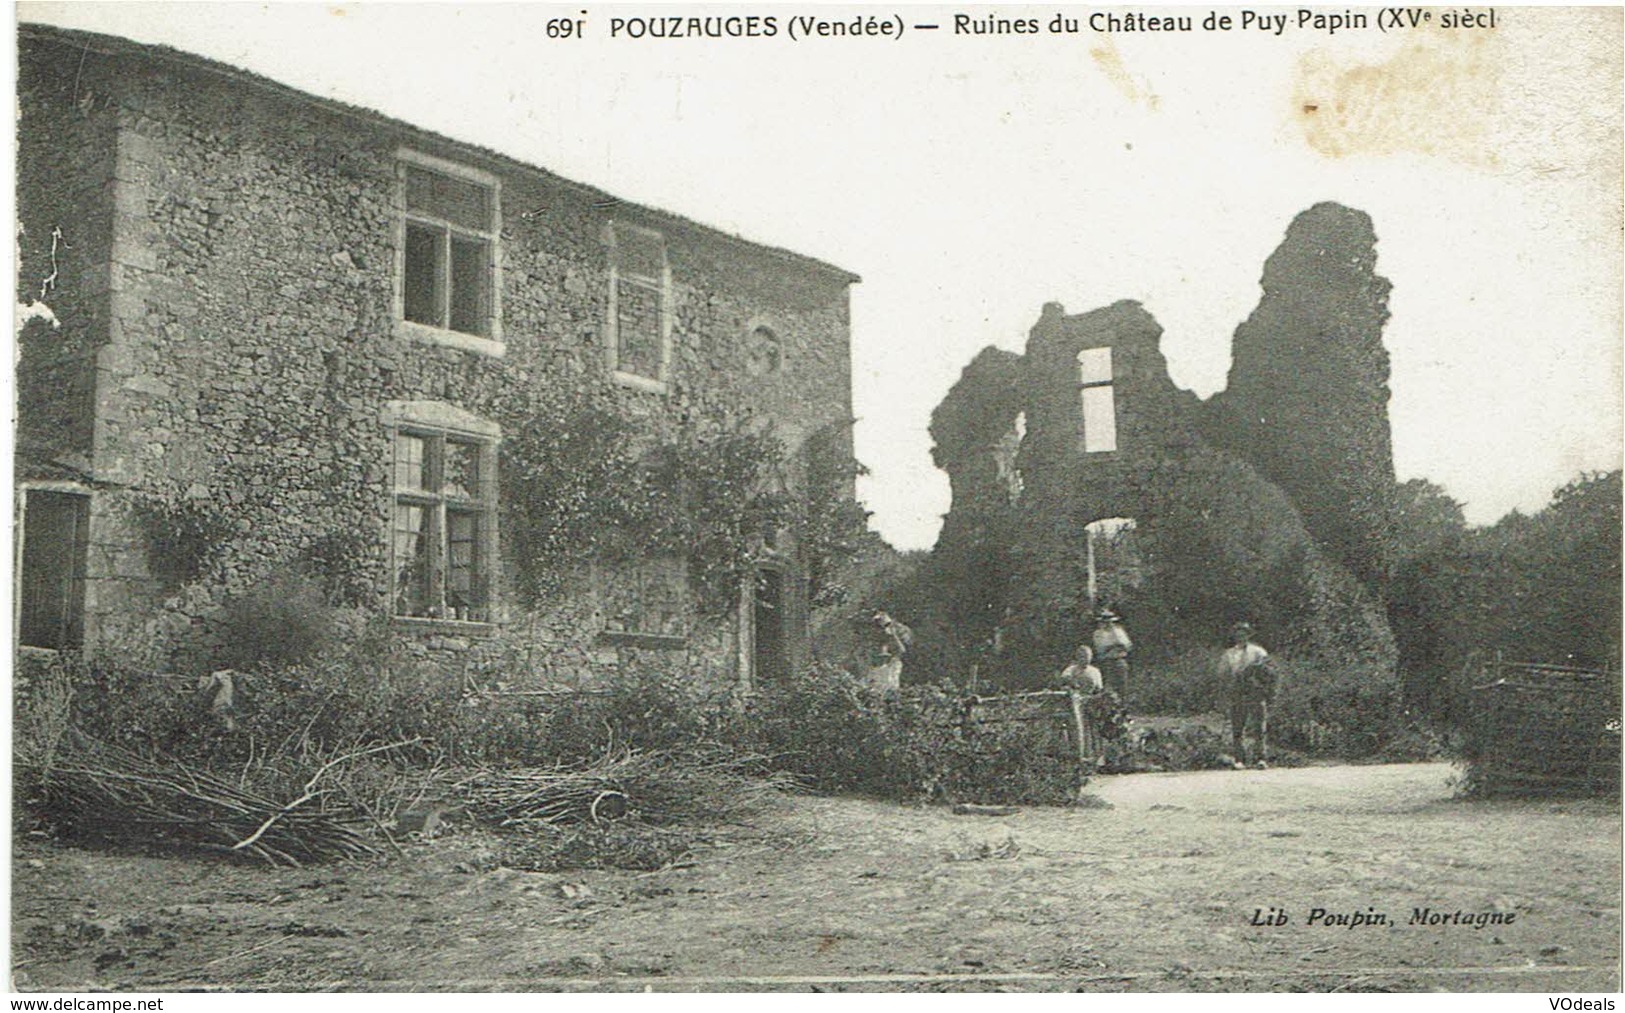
[14,3,1623,550]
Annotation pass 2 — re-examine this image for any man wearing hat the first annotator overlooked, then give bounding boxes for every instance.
[1091,609,1133,700]
[1221,622,1275,769]
[861,608,912,692]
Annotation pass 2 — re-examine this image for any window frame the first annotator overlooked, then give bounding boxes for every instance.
[394,149,504,357]
[1076,346,1118,454]
[382,401,501,627]
[604,221,673,393]
[596,556,691,649]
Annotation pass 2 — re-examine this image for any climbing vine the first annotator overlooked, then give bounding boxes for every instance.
[647,417,797,613]
[497,384,862,617]
[800,420,872,608]
[500,393,650,600]
[131,492,233,594]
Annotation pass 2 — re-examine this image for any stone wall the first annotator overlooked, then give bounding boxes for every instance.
[16,40,117,474]
[1205,203,1397,592]
[15,27,855,688]
[921,210,1399,706]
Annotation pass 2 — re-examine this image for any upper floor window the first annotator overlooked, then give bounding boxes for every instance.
[397,152,502,354]
[605,223,672,392]
[1077,346,1117,453]
[384,402,500,623]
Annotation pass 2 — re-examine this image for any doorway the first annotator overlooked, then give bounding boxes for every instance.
[752,567,788,685]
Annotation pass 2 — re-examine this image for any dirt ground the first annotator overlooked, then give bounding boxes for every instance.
[11,762,1621,992]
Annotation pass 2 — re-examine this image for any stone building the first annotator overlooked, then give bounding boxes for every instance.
[14,24,859,692]
[925,204,1398,706]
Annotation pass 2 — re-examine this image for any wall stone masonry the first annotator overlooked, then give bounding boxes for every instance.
[15,24,857,691]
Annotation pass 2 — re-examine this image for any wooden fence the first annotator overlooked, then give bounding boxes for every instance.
[1466,660,1621,797]
[960,689,1104,774]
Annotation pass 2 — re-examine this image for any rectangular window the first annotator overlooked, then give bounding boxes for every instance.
[633,558,687,637]
[606,224,671,390]
[18,489,89,649]
[391,428,496,622]
[603,557,689,640]
[400,155,499,344]
[1077,347,1118,454]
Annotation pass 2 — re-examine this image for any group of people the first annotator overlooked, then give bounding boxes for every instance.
[1058,613,1277,770]
[858,600,1279,771]
[1056,609,1134,696]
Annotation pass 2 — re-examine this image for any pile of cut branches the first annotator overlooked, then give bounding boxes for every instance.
[456,749,803,872]
[456,749,799,830]
[22,731,387,866]
[20,730,804,872]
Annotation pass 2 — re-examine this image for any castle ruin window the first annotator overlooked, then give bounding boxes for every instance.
[1083,516,1141,610]
[1077,346,1117,453]
[397,152,502,353]
[605,223,672,392]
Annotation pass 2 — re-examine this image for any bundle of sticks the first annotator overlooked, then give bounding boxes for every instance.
[456,749,798,830]
[25,731,380,867]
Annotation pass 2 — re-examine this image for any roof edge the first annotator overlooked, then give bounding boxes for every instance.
[18,22,861,286]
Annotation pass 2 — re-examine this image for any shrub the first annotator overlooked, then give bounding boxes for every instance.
[745,665,1082,804]
[206,567,338,671]
[537,662,735,764]
[14,652,76,771]
[746,665,899,794]
[1126,648,1226,717]
[47,652,205,757]
[1272,675,1403,757]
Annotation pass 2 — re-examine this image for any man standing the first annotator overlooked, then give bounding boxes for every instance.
[1221,622,1276,769]
[862,609,912,692]
[1091,609,1133,700]
[1056,644,1107,772]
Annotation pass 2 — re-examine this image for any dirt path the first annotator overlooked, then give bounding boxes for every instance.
[12,762,1620,991]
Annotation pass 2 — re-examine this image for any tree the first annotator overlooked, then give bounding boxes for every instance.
[1515,471,1622,668]
[1387,479,1470,711]
[1394,471,1622,724]
[1391,479,1468,562]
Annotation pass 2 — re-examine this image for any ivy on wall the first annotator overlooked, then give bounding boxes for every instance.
[131,492,234,594]
[500,393,649,600]
[643,416,797,614]
[498,384,866,617]
[800,420,872,609]
[124,376,868,631]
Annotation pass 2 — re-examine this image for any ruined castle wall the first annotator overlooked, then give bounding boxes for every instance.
[927,293,1398,709]
[1205,203,1397,592]
[929,346,1028,524]
[1015,300,1203,516]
